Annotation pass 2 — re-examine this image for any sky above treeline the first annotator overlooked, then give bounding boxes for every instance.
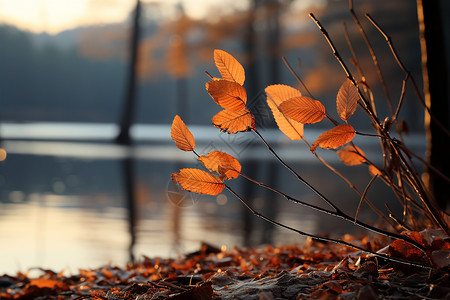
[0,0,264,34]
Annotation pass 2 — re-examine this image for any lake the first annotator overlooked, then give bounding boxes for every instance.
[0,122,426,275]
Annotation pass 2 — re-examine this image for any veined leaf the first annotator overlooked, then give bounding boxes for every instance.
[198,151,241,180]
[279,96,326,124]
[265,84,304,140]
[311,124,356,153]
[337,79,359,121]
[214,49,245,85]
[265,84,302,105]
[212,108,255,133]
[337,144,366,166]
[206,80,247,111]
[171,115,195,151]
[171,168,224,195]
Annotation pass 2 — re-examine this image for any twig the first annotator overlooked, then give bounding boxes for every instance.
[354,174,378,223]
[251,129,427,251]
[252,128,340,212]
[366,13,450,137]
[282,56,315,99]
[225,184,431,270]
[349,0,392,115]
[309,13,381,130]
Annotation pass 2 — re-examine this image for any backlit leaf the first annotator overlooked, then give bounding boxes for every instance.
[214,49,245,85]
[212,108,255,134]
[265,84,304,140]
[337,144,366,166]
[171,115,195,151]
[198,151,241,180]
[206,80,247,111]
[368,165,382,177]
[265,84,302,106]
[337,79,359,121]
[171,168,224,195]
[279,96,326,124]
[311,124,355,153]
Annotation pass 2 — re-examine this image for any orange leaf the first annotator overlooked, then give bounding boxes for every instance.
[265,84,304,140]
[198,151,241,180]
[279,96,326,124]
[29,278,63,289]
[311,124,355,153]
[337,144,366,166]
[171,168,224,195]
[214,49,245,85]
[171,115,195,151]
[212,108,255,134]
[368,165,382,177]
[337,79,359,121]
[206,79,247,111]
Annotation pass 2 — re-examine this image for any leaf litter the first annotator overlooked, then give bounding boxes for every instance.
[1,229,449,299]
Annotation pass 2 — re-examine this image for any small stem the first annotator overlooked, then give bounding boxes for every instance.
[354,174,378,223]
[205,71,214,79]
[252,128,340,212]
[282,56,315,99]
[349,0,392,115]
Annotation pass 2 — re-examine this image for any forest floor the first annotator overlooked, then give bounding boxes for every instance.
[1,230,449,299]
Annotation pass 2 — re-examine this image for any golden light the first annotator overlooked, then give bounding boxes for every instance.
[0,148,7,161]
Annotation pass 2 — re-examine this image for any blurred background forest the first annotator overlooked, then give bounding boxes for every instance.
[0,0,449,274]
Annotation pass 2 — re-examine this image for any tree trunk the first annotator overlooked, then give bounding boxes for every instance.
[116,0,141,145]
[417,0,450,210]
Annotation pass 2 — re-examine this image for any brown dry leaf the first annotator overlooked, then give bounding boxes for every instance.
[279,96,326,124]
[29,278,62,289]
[212,108,255,134]
[265,84,304,140]
[198,151,241,180]
[311,124,356,153]
[214,49,245,85]
[368,165,382,177]
[171,168,224,195]
[337,144,366,166]
[206,80,247,111]
[337,79,359,121]
[171,115,195,151]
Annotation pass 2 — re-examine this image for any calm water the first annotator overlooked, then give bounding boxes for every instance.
[0,123,426,275]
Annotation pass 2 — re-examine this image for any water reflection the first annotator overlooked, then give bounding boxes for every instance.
[0,123,426,275]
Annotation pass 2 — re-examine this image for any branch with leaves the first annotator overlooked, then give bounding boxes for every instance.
[167,48,450,269]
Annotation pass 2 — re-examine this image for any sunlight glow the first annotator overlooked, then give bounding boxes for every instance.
[0,0,245,34]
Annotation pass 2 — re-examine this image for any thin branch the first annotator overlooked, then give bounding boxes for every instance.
[349,0,393,115]
[252,128,340,212]
[251,129,427,251]
[225,184,431,270]
[282,56,315,99]
[309,13,381,130]
[366,13,450,137]
[354,174,378,223]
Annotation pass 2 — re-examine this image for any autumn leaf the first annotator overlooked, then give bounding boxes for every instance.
[214,49,245,85]
[265,84,304,140]
[206,79,247,111]
[337,144,366,166]
[212,108,255,134]
[368,165,382,177]
[29,278,63,289]
[279,96,326,124]
[311,124,356,153]
[198,151,241,180]
[337,79,359,121]
[171,168,225,195]
[171,115,195,151]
